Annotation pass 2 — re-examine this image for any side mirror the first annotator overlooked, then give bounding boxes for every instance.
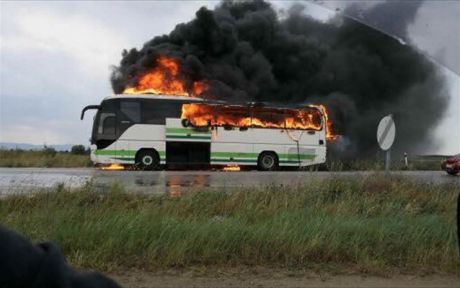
[81,105,101,120]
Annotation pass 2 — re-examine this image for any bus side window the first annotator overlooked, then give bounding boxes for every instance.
[98,113,116,135]
[120,101,141,123]
[251,108,285,128]
[302,109,322,129]
[142,100,182,124]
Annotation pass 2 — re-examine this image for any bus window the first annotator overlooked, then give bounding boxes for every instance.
[98,112,116,135]
[284,108,322,130]
[120,101,141,123]
[251,108,285,128]
[214,106,251,127]
[142,100,182,124]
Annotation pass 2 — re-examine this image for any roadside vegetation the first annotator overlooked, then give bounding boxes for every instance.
[326,158,443,171]
[1,176,458,274]
[0,146,91,168]
[0,146,446,170]
[326,152,447,171]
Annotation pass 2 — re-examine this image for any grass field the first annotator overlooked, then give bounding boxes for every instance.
[0,148,449,170]
[1,176,458,275]
[326,155,447,171]
[0,149,91,167]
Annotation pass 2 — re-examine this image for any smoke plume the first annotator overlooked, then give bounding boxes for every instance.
[111,0,449,158]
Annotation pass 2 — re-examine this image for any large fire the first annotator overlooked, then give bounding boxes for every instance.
[181,103,336,139]
[122,55,336,139]
[123,56,206,97]
[318,105,337,140]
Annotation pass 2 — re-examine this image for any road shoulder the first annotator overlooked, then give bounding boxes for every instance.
[111,269,460,288]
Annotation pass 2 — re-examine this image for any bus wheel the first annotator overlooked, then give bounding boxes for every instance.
[136,150,160,171]
[258,152,278,171]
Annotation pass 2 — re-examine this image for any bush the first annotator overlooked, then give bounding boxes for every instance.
[0,149,92,167]
[71,145,87,155]
[42,145,57,156]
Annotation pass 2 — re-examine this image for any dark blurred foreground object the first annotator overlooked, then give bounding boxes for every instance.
[0,225,121,288]
[441,153,460,175]
[458,193,460,250]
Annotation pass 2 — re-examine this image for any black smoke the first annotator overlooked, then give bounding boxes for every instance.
[111,0,449,158]
[345,0,422,43]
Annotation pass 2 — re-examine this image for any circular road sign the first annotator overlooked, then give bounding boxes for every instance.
[377,114,396,151]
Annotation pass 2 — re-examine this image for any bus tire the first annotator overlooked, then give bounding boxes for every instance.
[257,152,278,171]
[136,150,160,171]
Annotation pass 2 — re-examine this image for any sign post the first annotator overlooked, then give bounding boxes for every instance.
[377,114,396,175]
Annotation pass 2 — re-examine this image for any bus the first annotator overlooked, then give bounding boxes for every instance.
[81,94,327,170]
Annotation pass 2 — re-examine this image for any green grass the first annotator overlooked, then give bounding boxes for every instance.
[0,149,91,167]
[0,176,458,274]
[327,158,445,171]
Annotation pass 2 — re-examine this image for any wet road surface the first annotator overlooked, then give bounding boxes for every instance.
[0,168,458,195]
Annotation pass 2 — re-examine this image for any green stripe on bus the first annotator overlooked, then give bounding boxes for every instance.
[95,150,135,156]
[281,154,315,160]
[95,150,166,157]
[211,159,312,164]
[166,128,211,134]
[96,150,314,161]
[211,152,315,160]
[112,157,135,161]
[109,158,307,164]
[111,157,166,161]
[212,158,257,161]
[166,134,212,138]
[211,159,257,163]
[211,152,259,158]
[166,135,211,140]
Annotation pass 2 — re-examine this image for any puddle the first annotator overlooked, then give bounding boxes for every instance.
[2,168,455,197]
[0,172,91,195]
[0,168,291,196]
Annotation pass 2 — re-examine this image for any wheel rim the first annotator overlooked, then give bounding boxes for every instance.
[142,155,153,165]
[262,155,274,168]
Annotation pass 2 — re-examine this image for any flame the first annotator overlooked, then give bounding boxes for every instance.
[316,105,337,140]
[123,56,206,97]
[223,165,241,171]
[101,163,125,170]
[181,103,331,133]
[121,56,337,138]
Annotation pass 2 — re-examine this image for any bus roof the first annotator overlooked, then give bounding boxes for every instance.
[104,94,206,101]
[103,94,322,112]
[192,101,323,112]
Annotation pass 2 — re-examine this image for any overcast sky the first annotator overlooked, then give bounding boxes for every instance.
[0,1,459,154]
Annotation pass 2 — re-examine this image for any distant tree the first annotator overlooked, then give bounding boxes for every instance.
[71,145,87,155]
[42,145,57,156]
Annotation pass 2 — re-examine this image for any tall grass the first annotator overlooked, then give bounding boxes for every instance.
[0,149,91,167]
[0,176,458,274]
[327,158,444,171]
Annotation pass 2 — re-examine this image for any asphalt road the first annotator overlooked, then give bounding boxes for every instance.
[0,168,458,195]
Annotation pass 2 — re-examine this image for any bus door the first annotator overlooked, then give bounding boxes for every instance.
[116,100,142,163]
[284,107,322,165]
[285,129,320,166]
[95,110,118,163]
[165,118,211,166]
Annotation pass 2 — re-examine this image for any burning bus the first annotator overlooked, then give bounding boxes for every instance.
[81,94,329,170]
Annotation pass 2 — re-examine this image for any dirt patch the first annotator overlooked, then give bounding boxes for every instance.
[110,269,460,288]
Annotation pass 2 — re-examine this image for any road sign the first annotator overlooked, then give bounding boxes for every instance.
[377,114,396,151]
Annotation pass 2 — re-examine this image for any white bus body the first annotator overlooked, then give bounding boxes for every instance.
[82,95,327,170]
